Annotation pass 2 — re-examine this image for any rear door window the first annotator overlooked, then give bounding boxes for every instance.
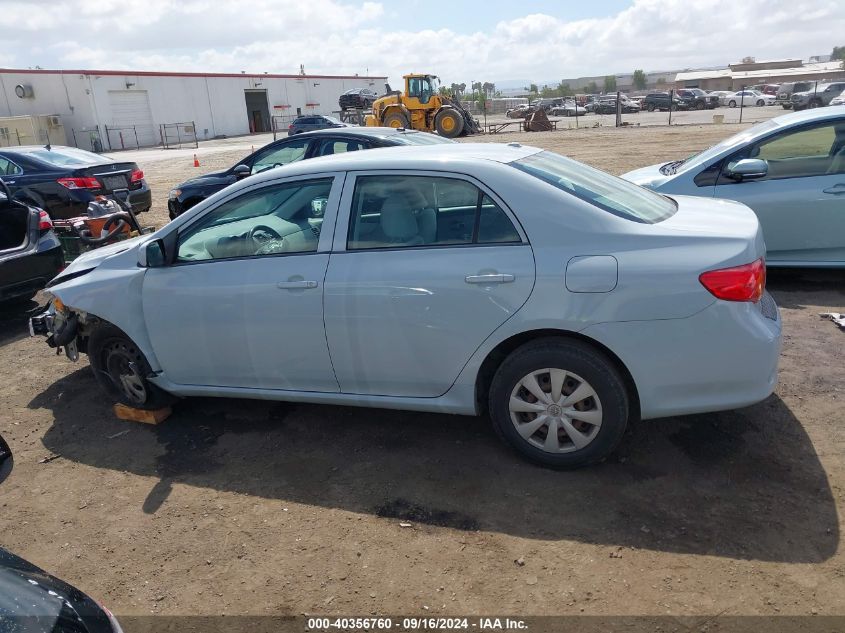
[0,156,22,176]
[346,175,522,250]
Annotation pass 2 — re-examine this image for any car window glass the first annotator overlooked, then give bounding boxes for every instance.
[347,175,521,250]
[742,123,844,178]
[24,147,103,166]
[513,151,677,224]
[0,156,22,176]
[252,139,310,174]
[177,178,333,262]
[318,139,363,156]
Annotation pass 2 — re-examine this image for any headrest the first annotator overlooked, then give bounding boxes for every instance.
[380,197,418,241]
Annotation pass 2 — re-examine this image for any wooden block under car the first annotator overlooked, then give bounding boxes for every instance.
[113,403,172,425]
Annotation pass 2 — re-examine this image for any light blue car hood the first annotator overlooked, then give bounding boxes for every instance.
[50,235,147,285]
[621,163,671,189]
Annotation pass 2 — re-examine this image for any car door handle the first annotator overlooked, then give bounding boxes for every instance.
[465,274,515,284]
[823,183,845,195]
[277,280,318,289]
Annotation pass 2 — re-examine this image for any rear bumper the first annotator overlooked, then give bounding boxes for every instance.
[129,184,152,213]
[581,294,781,420]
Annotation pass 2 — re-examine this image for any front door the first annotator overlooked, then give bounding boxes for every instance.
[324,172,535,397]
[142,175,342,391]
[713,118,845,264]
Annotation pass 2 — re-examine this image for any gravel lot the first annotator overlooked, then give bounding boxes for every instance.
[1,120,843,620]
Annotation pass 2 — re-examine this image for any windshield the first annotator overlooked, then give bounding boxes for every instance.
[385,132,454,145]
[25,147,104,167]
[664,118,781,175]
[513,151,677,224]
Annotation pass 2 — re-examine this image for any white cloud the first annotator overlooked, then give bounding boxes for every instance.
[1,0,843,86]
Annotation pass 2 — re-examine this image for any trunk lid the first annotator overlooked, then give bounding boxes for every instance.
[74,161,142,194]
[659,194,765,266]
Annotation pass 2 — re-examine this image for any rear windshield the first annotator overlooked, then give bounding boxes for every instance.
[512,151,677,224]
[385,132,454,146]
[25,147,104,167]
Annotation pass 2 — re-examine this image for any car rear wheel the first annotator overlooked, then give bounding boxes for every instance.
[88,323,174,410]
[728,100,737,108]
[488,338,629,469]
[695,101,705,110]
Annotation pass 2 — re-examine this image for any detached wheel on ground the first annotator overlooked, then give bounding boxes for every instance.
[488,338,629,469]
[383,112,410,129]
[88,323,174,410]
[434,108,464,138]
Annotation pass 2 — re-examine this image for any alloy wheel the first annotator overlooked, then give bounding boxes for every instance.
[103,341,148,405]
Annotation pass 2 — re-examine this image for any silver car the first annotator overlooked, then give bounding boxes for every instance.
[623,107,845,267]
[31,144,781,468]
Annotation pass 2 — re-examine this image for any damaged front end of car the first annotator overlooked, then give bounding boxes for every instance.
[29,295,97,363]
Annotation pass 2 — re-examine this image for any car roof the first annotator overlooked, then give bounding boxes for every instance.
[244,143,543,183]
[766,106,845,129]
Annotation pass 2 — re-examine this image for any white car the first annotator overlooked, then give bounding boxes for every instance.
[722,90,776,107]
[830,90,845,107]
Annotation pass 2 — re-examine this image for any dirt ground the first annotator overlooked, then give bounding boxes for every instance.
[1,122,844,620]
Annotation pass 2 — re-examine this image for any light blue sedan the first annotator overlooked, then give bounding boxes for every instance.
[624,107,845,267]
[32,144,781,468]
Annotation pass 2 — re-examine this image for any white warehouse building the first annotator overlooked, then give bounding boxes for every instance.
[0,68,386,151]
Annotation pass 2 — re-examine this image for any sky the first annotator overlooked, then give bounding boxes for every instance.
[1,0,843,87]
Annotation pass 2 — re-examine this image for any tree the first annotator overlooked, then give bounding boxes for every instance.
[585,81,599,94]
[832,46,845,61]
[632,69,647,90]
[604,75,617,92]
[523,83,539,97]
[559,82,574,96]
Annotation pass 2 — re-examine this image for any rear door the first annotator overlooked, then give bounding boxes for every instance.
[712,118,845,264]
[324,171,535,398]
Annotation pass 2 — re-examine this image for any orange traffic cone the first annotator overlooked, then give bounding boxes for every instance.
[193,154,200,167]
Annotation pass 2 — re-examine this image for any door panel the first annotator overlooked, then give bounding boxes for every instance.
[324,246,534,397]
[143,254,337,390]
[713,176,845,263]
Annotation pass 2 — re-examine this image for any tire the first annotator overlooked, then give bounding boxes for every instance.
[646,103,655,112]
[88,323,175,410]
[756,99,764,107]
[809,99,821,109]
[488,338,629,469]
[383,111,410,129]
[781,104,792,109]
[728,100,737,108]
[434,108,464,138]
[695,101,705,110]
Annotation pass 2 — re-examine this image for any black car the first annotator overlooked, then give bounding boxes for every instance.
[592,98,641,114]
[167,127,454,218]
[0,146,151,221]
[675,88,719,110]
[338,88,379,110]
[0,435,123,633]
[640,92,688,112]
[0,179,64,304]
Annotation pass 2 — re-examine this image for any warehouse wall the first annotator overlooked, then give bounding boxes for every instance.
[0,70,384,149]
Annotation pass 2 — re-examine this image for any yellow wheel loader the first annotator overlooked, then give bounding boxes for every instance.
[365,74,481,138]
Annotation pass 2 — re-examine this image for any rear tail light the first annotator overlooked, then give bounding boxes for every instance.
[57,176,100,189]
[38,210,53,231]
[699,258,765,303]
[130,168,144,183]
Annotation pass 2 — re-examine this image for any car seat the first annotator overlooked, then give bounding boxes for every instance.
[380,196,424,246]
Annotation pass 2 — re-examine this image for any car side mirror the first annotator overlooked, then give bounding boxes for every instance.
[233,164,251,179]
[139,239,167,268]
[726,158,768,181]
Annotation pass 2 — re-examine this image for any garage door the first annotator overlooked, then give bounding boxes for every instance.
[107,90,157,148]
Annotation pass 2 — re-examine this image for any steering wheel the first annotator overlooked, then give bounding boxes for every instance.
[248,224,283,252]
